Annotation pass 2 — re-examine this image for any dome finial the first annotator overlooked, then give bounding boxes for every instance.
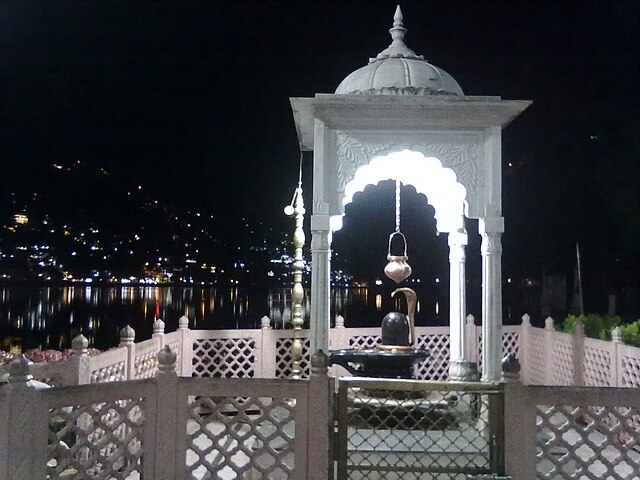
[390,5,406,43]
[371,5,424,63]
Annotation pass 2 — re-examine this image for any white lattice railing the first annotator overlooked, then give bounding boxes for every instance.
[180,377,310,479]
[519,315,640,388]
[6,312,640,389]
[3,346,640,480]
[0,347,329,480]
[505,383,640,480]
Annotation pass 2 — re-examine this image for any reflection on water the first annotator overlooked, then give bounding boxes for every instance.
[0,284,447,351]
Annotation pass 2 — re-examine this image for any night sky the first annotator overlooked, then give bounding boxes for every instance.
[1,1,638,300]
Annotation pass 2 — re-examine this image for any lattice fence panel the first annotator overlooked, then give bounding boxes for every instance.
[192,338,256,378]
[47,398,145,479]
[91,362,127,384]
[414,334,450,381]
[185,395,296,480]
[536,404,640,479]
[337,380,497,479]
[348,335,381,350]
[133,350,159,379]
[621,355,640,388]
[527,328,547,385]
[502,331,520,359]
[584,345,612,387]
[552,337,574,386]
[275,337,310,379]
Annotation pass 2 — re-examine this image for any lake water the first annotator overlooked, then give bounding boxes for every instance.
[0,284,455,351]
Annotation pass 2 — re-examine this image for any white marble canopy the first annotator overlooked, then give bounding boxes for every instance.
[290,6,530,381]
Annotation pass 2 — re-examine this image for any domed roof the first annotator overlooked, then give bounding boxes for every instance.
[335,6,464,96]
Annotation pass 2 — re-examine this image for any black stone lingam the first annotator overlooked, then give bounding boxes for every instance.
[329,288,428,379]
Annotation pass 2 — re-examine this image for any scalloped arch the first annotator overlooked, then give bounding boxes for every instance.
[330,150,467,233]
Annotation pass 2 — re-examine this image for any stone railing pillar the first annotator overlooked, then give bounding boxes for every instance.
[2,356,48,480]
[611,326,623,387]
[152,318,165,348]
[332,314,348,349]
[572,322,585,386]
[464,314,479,366]
[119,325,136,380]
[307,350,331,480]
[520,314,531,384]
[155,346,179,478]
[177,315,192,377]
[504,382,536,479]
[257,316,271,378]
[259,316,277,378]
[544,317,555,385]
[330,315,349,377]
[71,334,91,385]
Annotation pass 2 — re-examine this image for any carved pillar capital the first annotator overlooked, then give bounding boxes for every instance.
[481,231,503,255]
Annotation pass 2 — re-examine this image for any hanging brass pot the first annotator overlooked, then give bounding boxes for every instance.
[384,231,412,284]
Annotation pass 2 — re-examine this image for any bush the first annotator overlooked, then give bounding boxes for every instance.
[620,320,640,347]
[562,314,621,341]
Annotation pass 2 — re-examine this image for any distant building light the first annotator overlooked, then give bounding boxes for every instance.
[71,251,77,256]
[14,214,28,224]
[435,278,440,283]
[375,279,383,286]
[84,278,93,283]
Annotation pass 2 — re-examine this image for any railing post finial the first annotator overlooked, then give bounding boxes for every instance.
[335,315,345,328]
[153,318,165,336]
[260,316,271,330]
[119,325,135,346]
[544,316,555,330]
[612,326,623,343]
[72,333,89,356]
[521,313,531,326]
[178,315,189,330]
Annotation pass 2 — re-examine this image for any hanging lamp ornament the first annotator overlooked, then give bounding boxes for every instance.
[384,180,412,283]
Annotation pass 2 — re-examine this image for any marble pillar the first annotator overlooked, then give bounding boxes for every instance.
[448,228,475,380]
[480,217,504,382]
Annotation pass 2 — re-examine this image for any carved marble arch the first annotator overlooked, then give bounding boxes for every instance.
[329,150,467,234]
